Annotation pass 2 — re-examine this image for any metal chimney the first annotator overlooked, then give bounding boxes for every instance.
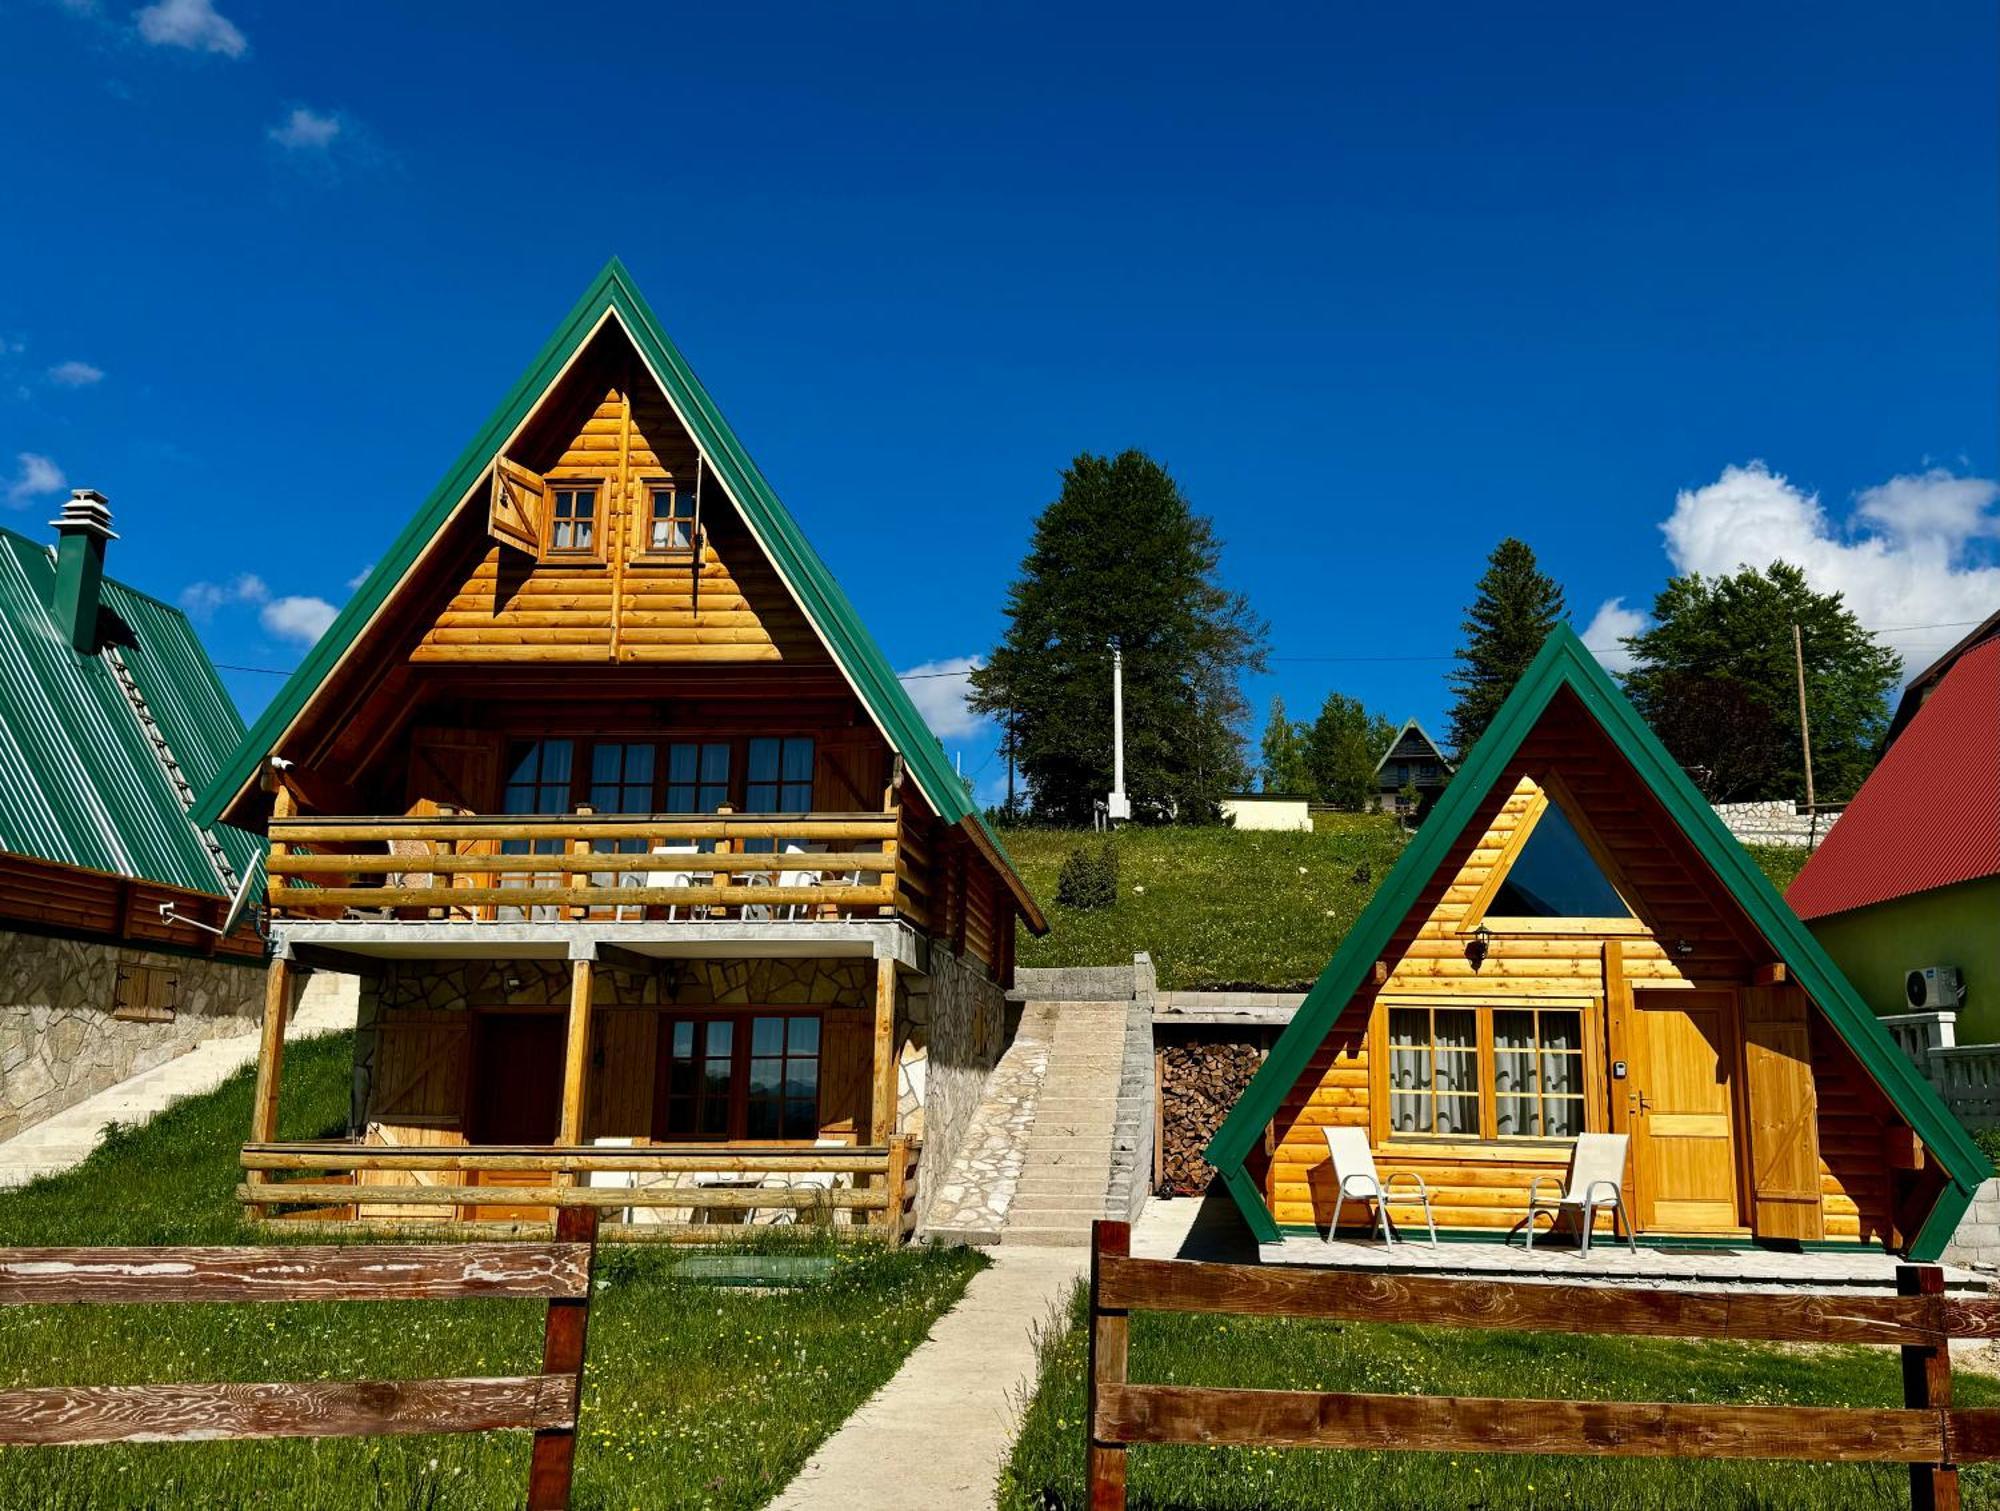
[51,489,116,655]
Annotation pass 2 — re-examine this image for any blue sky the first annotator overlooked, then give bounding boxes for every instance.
[4,1,1996,805]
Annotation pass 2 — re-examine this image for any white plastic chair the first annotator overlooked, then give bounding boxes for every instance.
[586,1136,640,1225]
[765,1137,851,1226]
[645,843,707,921]
[1524,1132,1636,1256]
[1323,1127,1436,1246]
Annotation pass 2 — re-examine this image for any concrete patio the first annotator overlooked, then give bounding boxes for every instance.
[1135,1190,1992,1293]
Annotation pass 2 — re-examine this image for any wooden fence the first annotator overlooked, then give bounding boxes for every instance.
[240,1138,920,1243]
[0,1208,600,1510]
[1087,1219,2000,1511]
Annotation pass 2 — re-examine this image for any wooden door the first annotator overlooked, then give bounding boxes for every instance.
[466,1013,565,1221]
[1629,988,1743,1234]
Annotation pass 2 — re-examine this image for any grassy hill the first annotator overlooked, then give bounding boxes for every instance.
[1003,818,1815,993]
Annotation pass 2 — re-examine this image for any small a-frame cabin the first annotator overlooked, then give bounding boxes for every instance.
[1206,626,1988,1260]
[193,261,1044,1239]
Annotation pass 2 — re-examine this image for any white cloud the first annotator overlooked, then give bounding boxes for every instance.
[1654,461,2000,676]
[47,360,104,388]
[268,107,340,151]
[261,595,338,644]
[898,654,987,740]
[179,572,267,620]
[1580,597,1646,674]
[134,0,246,57]
[346,564,374,590]
[6,453,65,507]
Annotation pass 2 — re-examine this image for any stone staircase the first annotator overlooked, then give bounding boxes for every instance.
[1003,999,1130,1246]
[0,977,357,1188]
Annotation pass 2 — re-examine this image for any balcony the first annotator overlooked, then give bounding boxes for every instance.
[264,810,929,930]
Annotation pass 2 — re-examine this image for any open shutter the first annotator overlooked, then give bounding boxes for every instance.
[488,455,545,553]
[1743,984,1824,1241]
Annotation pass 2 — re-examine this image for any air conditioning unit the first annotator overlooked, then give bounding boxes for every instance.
[1906,965,1965,1010]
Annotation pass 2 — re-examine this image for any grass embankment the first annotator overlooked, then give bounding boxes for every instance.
[1001,1284,2000,1510]
[1005,818,1821,993]
[0,1034,984,1509]
[1003,815,1407,992]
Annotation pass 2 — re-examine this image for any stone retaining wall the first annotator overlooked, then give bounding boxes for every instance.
[1945,1178,2000,1272]
[1711,798,1841,849]
[904,941,1008,1224]
[0,931,265,1140]
[1010,962,1140,1002]
[1105,953,1158,1222]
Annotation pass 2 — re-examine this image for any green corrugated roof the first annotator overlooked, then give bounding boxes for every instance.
[188,260,1041,928]
[0,528,261,897]
[1204,624,1989,1261]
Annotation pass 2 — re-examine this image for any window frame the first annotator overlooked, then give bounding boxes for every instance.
[653,1009,824,1143]
[540,475,607,563]
[489,735,821,817]
[634,474,699,561]
[1373,997,1599,1148]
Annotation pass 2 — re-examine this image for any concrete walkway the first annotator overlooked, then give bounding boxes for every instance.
[770,1247,1087,1510]
[0,978,356,1187]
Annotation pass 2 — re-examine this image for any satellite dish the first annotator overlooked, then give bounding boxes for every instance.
[157,860,264,941]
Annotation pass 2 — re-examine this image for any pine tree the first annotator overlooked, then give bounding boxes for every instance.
[1258,697,1312,794]
[968,451,1268,824]
[1622,562,1900,802]
[1445,538,1567,755]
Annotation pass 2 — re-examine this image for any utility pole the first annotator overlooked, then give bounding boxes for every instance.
[1107,642,1131,822]
[1793,622,1818,845]
[1004,709,1016,819]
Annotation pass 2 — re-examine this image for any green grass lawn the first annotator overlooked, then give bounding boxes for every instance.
[1002,815,1407,991]
[0,1032,985,1509]
[1004,820,1816,993]
[1001,1283,2000,1511]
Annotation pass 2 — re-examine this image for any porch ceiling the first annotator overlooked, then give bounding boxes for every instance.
[272,918,922,968]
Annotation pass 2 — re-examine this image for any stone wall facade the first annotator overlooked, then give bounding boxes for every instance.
[1711,799,1842,849]
[1945,1178,2000,1272]
[0,930,265,1140]
[902,940,1007,1220]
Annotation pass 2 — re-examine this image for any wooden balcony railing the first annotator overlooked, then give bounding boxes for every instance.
[239,1140,919,1243]
[265,811,924,925]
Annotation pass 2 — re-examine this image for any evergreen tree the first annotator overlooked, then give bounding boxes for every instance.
[1258,696,1312,794]
[968,451,1268,824]
[1303,692,1396,811]
[1622,562,1900,802]
[1446,538,1567,755]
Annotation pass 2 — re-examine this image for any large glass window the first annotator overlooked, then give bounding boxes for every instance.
[746,736,815,813]
[1385,1004,1586,1141]
[665,742,732,813]
[656,1013,821,1141]
[1487,796,1631,920]
[500,739,574,921]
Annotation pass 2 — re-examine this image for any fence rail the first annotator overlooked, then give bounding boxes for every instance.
[1880,1010,2000,1130]
[0,1209,599,1509]
[1086,1219,2000,1510]
[240,1138,919,1243]
[266,810,914,924]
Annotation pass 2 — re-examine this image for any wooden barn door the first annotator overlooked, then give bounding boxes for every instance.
[1628,988,1744,1234]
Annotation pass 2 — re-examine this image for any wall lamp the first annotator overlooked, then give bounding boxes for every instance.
[1466,923,1493,972]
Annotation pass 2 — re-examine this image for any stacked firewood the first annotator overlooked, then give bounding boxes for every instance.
[1157,1039,1264,1196]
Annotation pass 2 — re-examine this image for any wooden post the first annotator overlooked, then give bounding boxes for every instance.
[870,956,898,1146]
[1899,1263,1959,1511]
[527,1203,598,1511]
[712,805,734,917]
[558,956,594,1148]
[882,1133,912,1243]
[566,804,593,922]
[248,954,295,1145]
[1088,1219,1131,1510]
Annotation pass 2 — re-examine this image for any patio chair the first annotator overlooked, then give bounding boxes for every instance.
[763,1138,851,1227]
[1322,1126,1436,1246]
[586,1136,641,1225]
[1523,1132,1637,1257]
[644,843,709,921]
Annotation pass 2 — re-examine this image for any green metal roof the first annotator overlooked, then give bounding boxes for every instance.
[1204,623,1989,1260]
[188,260,1041,928]
[0,527,261,897]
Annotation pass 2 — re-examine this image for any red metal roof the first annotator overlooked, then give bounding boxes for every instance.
[1788,635,2000,921]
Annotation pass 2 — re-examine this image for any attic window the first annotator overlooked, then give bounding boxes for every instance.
[546,485,599,557]
[1478,788,1637,930]
[645,480,696,554]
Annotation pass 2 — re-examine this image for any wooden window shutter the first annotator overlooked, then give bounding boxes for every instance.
[1742,984,1824,1241]
[113,962,178,1023]
[488,456,546,554]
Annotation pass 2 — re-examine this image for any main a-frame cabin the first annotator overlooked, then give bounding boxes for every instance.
[1207,627,1987,1261]
[194,261,1043,1239]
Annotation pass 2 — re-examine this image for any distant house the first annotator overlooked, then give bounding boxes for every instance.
[1374,719,1453,815]
[0,492,265,1140]
[1789,620,2000,1042]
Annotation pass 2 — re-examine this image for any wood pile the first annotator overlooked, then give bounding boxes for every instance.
[1156,1040,1264,1196]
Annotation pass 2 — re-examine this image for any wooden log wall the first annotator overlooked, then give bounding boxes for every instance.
[0,851,264,961]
